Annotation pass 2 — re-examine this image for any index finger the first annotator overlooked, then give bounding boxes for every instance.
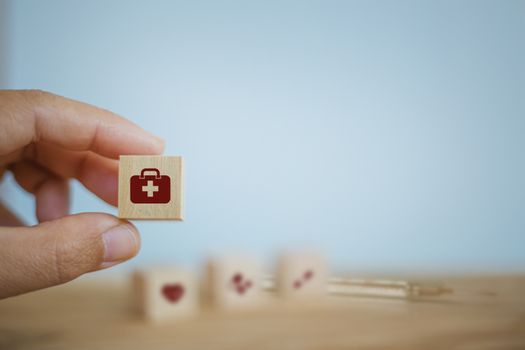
[0,90,164,158]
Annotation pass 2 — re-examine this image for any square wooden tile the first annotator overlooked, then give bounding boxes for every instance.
[118,156,183,220]
[132,267,198,322]
[204,255,264,311]
[276,252,328,299]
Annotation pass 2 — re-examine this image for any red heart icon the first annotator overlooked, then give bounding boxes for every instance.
[161,283,185,303]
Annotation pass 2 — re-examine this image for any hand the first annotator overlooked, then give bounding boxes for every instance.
[0,90,164,299]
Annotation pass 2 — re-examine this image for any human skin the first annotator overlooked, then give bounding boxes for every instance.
[0,90,164,299]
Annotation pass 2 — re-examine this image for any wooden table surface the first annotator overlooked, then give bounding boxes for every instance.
[1,274,524,350]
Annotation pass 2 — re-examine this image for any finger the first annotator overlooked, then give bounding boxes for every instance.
[0,201,24,226]
[0,213,140,299]
[11,143,119,206]
[35,178,70,222]
[34,143,119,205]
[9,161,70,222]
[0,89,164,159]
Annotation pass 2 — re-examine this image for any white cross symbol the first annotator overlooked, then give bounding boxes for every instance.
[142,180,159,197]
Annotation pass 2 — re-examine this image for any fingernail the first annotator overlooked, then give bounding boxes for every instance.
[102,224,139,262]
[155,136,166,153]
[143,129,165,152]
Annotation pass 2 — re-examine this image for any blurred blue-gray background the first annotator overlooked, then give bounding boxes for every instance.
[0,0,523,274]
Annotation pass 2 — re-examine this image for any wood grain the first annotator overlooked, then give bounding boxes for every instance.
[1,275,524,350]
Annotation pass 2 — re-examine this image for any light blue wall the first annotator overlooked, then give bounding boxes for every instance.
[0,0,8,86]
[1,0,524,274]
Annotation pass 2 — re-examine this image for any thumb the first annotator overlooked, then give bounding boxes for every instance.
[0,213,140,299]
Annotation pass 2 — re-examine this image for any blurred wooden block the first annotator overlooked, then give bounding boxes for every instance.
[118,155,183,220]
[205,255,264,310]
[133,267,198,322]
[276,252,328,299]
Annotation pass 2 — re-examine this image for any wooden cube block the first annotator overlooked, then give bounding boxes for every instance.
[205,255,263,310]
[276,252,328,299]
[132,267,198,322]
[118,155,183,220]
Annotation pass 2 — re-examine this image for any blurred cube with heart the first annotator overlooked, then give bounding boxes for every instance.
[276,252,329,300]
[118,155,183,220]
[132,267,198,322]
[204,255,264,311]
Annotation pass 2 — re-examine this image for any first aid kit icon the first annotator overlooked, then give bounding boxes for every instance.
[130,168,171,204]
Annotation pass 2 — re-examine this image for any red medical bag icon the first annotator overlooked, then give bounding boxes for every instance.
[130,168,171,204]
